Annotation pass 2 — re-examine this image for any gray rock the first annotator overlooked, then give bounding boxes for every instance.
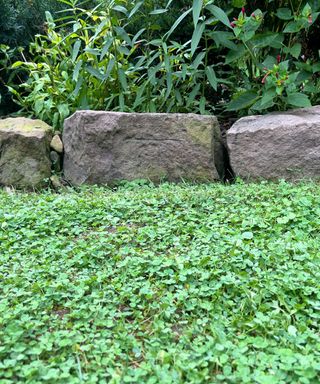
[50,134,64,153]
[227,105,320,181]
[63,111,223,185]
[50,151,61,172]
[0,117,53,188]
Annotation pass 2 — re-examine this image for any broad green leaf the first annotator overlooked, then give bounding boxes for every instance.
[225,44,246,64]
[290,43,302,59]
[251,33,283,49]
[251,97,274,111]
[210,31,237,50]
[226,91,259,111]
[276,8,292,20]
[261,88,276,106]
[284,21,301,33]
[287,93,312,108]
[57,103,69,119]
[288,325,297,336]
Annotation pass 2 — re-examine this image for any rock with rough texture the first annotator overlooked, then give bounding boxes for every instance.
[50,134,63,153]
[63,111,223,185]
[0,117,52,188]
[227,106,320,181]
[50,151,61,172]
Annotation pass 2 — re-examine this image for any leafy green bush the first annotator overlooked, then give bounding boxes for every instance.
[6,0,320,126]
[173,0,320,113]
[10,1,213,129]
[0,45,23,115]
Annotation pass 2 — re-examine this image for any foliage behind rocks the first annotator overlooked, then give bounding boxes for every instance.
[2,0,320,126]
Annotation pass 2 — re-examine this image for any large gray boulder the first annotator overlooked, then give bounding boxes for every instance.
[227,106,320,181]
[0,117,52,188]
[63,111,223,185]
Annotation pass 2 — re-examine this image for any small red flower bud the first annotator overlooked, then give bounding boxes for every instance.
[230,22,236,27]
[242,7,245,15]
[251,13,255,18]
[277,54,281,63]
[308,15,312,24]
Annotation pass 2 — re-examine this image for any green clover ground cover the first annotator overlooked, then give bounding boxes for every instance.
[1,181,320,383]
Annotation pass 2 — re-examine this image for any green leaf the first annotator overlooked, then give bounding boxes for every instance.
[251,33,284,49]
[206,5,231,28]
[287,93,311,108]
[242,231,253,239]
[284,21,301,33]
[261,88,276,106]
[226,91,259,111]
[100,38,113,60]
[86,66,105,81]
[72,60,82,82]
[149,9,168,15]
[72,40,81,63]
[105,58,115,78]
[193,0,203,28]
[290,43,302,59]
[276,8,293,20]
[192,51,206,69]
[288,325,297,336]
[34,99,44,115]
[112,5,127,14]
[128,2,143,18]
[205,66,218,91]
[225,44,246,64]
[11,61,25,69]
[232,0,246,7]
[118,68,128,90]
[191,22,206,56]
[165,8,192,38]
[210,31,237,50]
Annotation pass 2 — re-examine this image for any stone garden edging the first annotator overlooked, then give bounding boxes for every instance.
[227,105,320,181]
[1,106,320,189]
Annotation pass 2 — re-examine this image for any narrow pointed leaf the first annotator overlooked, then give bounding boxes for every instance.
[193,0,203,27]
[206,5,231,28]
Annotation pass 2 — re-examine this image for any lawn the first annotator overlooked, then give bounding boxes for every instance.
[1,181,320,383]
